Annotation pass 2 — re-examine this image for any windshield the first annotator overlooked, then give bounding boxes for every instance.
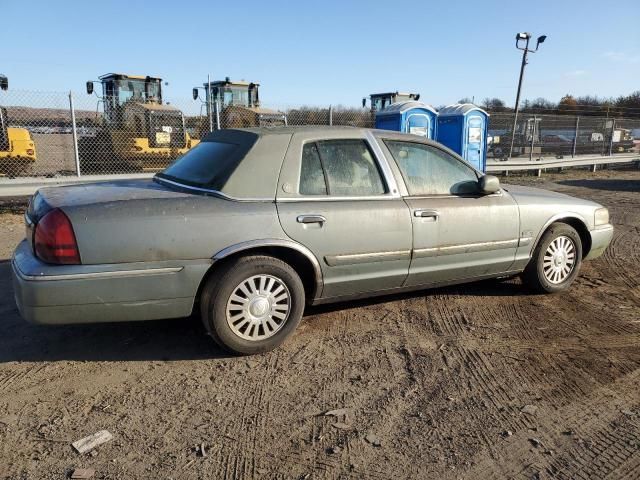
[105,79,162,107]
[156,139,253,189]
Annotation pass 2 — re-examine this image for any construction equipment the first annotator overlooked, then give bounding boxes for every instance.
[83,73,198,171]
[0,74,37,175]
[192,77,286,132]
[489,117,541,159]
[362,91,421,112]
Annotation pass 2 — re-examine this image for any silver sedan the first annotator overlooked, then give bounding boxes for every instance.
[12,127,614,354]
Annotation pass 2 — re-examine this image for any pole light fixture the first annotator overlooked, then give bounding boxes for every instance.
[508,32,547,160]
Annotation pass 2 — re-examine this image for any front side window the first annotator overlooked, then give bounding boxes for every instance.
[299,140,386,196]
[384,140,479,196]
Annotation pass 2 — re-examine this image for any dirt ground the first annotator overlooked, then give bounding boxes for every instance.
[0,168,639,480]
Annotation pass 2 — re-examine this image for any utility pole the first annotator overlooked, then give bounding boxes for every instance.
[508,32,547,160]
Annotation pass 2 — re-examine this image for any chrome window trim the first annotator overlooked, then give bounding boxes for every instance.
[13,264,184,282]
[413,239,519,258]
[404,190,504,200]
[277,195,402,203]
[324,249,411,267]
[366,131,401,196]
[154,176,273,202]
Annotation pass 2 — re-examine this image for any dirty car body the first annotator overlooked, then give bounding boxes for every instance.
[12,126,614,354]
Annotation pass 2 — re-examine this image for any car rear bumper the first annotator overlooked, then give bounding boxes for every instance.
[11,240,210,325]
[585,224,614,260]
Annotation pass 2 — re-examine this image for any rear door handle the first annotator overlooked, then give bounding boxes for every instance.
[297,214,326,224]
[414,209,439,220]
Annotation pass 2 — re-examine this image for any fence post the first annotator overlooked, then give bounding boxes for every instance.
[329,105,333,126]
[207,73,213,132]
[608,118,615,156]
[69,91,81,177]
[571,116,579,158]
[529,115,536,161]
[215,99,221,130]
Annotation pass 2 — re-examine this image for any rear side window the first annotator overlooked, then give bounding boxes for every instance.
[158,140,251,188]
[299,140,386,196]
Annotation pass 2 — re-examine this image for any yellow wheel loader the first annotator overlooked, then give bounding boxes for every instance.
[192,77,286,133]
[0,75,37,176]
[82,73,199,172]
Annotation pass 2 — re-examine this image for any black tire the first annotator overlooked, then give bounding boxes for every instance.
[522,222,583,293]
[200,255,305,355]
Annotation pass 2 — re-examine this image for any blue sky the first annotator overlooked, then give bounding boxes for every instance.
[3,0,639,108]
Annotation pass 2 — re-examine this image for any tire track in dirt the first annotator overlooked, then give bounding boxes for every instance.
[601,226,640,291]
[463,369,640,479]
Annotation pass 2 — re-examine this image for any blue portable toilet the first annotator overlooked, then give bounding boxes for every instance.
[375,101,438,139]
[436,103,489,172]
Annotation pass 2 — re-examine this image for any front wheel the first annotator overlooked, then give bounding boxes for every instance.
[522,223,583,293]
[200,255,305,355]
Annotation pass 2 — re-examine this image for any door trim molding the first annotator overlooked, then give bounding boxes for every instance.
[413,239,519,258]
[324,249,411,267]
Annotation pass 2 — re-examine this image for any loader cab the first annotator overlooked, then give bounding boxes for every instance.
[365,92,420,112]
[199,78,260,112]
[91,74,163,123]
[86,73,186,150]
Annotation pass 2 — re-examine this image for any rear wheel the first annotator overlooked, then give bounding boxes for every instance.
[522,222,582,293]
[200,255,305,355]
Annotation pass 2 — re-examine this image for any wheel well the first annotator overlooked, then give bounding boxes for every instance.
[545,218,592,258]
[193,246,320,314]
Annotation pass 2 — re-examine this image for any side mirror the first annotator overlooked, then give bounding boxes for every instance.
[86,81,93,95]
[0,75,8,91]
[479,175,500,194]
[192,88,199,100]
[362,98,366,109]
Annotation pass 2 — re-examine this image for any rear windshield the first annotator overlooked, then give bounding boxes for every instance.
[156,140,253,189]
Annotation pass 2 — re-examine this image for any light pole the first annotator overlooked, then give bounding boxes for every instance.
[508,32,546,160]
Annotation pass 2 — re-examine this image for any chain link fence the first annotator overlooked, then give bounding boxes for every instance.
[1,88,638,179]
[488,113,640,160]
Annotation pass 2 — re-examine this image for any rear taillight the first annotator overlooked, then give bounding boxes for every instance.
[34,208,81,264]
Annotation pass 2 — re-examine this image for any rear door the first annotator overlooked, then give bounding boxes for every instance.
[276,131,412,299]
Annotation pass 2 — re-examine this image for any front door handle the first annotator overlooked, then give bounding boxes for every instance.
[414,209,439,220]
[297,214,326,224]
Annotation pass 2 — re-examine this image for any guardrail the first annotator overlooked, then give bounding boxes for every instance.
[487,153,640,175]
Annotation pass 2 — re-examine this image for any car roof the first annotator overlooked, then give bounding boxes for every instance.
[233,125,362,135]
[204,125,450,152]
[223,125,441,143]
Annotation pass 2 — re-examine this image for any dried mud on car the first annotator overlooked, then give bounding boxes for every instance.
[0,168,639,479]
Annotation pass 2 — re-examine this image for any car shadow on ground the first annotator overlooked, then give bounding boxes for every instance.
[558,178,640,192]
[306,277,526,316]
[1,257,526,364]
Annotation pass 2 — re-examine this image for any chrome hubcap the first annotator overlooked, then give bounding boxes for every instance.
[543,235,576,284]
[226,274,291,341]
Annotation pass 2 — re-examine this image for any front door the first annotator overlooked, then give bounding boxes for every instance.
[276,133,413,299]
[383,139,519,286]
[465,115,485,171]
